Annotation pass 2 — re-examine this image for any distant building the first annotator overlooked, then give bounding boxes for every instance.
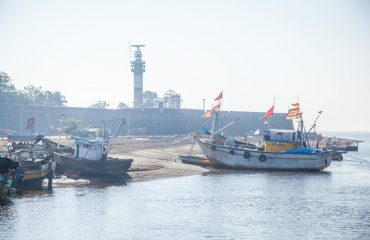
[163,90,181,109]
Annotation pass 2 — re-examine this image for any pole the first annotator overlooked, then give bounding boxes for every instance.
[210,110,218,142]
[20,107,23,133]
[102,120,105,154]
[202,99,206,112]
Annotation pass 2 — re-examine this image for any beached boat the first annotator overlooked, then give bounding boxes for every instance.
[53,119,133,178]
[194,101,332,171]
[195,134,331,171]
[54,152,132,177]
[7,134,56,190]
[0,157,20,198]
[179,155,211,166]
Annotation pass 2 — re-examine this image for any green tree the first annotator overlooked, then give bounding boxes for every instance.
[63,118,83,134]
[89,100,110,109]
[143,91,160,108]
[117,102,129,109]
[0,72,67,106]
[21,85,67,106]
[0,71,21,103]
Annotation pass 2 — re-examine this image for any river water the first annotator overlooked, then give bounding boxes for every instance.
[1,132,370,239]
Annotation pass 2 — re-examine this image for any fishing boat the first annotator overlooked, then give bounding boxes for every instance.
[179,155,211,166]
[53,119,133,178]
[194,99,332,171]
[0,156,20,199]
[7,134,55,190]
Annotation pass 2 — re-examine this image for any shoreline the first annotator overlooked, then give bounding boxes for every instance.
[52,136,209,186]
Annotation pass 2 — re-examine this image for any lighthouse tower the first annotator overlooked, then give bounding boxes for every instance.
[130,44,146,108]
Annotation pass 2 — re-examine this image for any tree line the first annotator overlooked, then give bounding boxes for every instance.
[1,71,179,109]
[0,71,67,106]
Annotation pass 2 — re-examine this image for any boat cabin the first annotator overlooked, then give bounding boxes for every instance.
[74,137,108,161]
[264,129,300,152]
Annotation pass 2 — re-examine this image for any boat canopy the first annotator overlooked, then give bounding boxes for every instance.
[283,148,323,154]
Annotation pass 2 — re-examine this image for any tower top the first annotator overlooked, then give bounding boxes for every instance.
[131,44,145,50]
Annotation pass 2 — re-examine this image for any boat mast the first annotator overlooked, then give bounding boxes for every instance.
[299,114,304,148]
[102,120,106,154]
[211,110,218,142]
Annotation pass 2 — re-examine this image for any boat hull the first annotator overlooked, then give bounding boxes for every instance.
[196,140,332,171]
[179,155,211,166]
[54,153,133,177]
[22,160,55,182]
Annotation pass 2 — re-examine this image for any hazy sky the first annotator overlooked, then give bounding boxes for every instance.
[0,0,369,131]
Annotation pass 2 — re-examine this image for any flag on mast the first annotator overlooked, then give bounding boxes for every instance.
[287,102,301,120]
[263,105,274,118]
[214,91,223,101]
[212,102,221,111]
[26,117,35,129]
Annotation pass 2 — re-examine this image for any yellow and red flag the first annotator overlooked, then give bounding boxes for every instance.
[287,102,301,120]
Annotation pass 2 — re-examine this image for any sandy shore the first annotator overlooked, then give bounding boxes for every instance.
[110,136,209,181]
[2,136,211,187]
[50,136,210,186]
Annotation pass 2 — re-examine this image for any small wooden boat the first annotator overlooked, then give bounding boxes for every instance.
[179,155,211,166]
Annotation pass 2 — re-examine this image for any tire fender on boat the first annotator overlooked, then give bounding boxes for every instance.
[259,154,266,161]
[243,151,250,159]
[230,150,235,155]
[211,145,216,150]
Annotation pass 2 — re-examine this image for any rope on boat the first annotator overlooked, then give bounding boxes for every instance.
[345,154,370,164]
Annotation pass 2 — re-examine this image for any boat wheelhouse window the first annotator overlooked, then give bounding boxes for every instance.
[268,130,296,142]
[225,138,234,147]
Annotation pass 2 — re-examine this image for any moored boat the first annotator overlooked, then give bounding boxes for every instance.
[195,134,331,171]
[0,156,20,199]
[54,152,132,177]
[195,97,332,171]
[7,134,56,190]
[179,155,211,167]
[53,119,133,178]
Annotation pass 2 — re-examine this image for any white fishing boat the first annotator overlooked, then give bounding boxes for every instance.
[53,119,133,178]
[195,100,332,171]
[195,134,331,171]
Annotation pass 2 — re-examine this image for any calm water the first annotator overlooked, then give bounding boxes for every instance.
[1,132,370,240]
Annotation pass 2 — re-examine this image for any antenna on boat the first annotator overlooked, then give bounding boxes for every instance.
[104,118,126,154]
[307,110,323,135]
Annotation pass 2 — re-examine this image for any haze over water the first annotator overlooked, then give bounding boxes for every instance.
[1,132,369,239]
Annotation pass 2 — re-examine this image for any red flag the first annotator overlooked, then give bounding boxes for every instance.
[212,103,221,111]
[26,117,35,129]
[214,91,223,101]
[263,105,274,118]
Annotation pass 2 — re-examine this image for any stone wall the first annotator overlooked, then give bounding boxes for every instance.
[0,104,293,136]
